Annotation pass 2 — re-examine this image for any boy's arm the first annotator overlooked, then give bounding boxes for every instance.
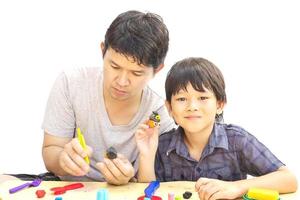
[135,123,159,182]
[138,154,156,182]
[195,166,298,200]
[235,166,297,194]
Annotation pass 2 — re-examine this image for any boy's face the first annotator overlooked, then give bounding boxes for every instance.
[166,83,224,135]
[102,47,162,102]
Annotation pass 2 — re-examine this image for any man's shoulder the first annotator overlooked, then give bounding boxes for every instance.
[143,86,164,101]
[63,67,101,82]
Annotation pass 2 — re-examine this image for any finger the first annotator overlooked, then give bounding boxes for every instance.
[103,158,127,180]
[135,129,147,139]
[138,123,150,130]
[204,185,220,200]
[64,142,90,173]
[59,151,86,176]
[86,145,93,157]
[96,162,120,185]
[71,138,88,157]
[152,125,159,137]
[195,177,210,191]
[209,190,223,200]
[200,182,214,200]
[112,156,134,178]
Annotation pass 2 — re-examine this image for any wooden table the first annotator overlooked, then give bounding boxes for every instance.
[0,180,298,200]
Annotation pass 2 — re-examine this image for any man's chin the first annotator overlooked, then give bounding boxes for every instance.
[110,93,130,101]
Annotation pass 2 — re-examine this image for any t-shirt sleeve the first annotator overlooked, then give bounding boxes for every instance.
[238,131,284,176]
[41,72,75,137]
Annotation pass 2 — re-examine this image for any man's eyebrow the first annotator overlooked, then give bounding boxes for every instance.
[110,60,122,67]
[111,59,145,73]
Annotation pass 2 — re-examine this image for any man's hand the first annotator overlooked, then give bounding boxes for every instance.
[135,123,159,158]
[59,138,93,176]
[195,178,242,200]
[96,154,135,185]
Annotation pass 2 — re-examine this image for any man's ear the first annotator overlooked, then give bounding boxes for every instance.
[165,100,172,117]
[216,101,226,115]
[100,42,105,57]
[154,63,164,74]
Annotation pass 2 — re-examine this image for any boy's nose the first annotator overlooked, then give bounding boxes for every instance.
[187,99,199,111]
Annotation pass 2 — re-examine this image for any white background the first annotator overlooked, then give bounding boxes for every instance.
[0,0,299,180]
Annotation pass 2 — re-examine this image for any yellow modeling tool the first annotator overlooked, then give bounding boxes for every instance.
[77,128,90,164]
[243,188,279,200]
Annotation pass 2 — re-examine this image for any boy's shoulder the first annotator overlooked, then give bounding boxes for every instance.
[158,128,178,143]
[216,123,256,149]
[217,123,250,137]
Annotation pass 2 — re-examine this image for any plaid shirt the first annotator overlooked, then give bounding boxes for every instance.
[155,123,284,181]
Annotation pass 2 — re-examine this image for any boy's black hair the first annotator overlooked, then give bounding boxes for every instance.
[165,57,227,121]
[103,10,169,69]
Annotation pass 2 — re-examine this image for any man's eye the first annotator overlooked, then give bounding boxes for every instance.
[133,72,143,76]
[111,65,120,69]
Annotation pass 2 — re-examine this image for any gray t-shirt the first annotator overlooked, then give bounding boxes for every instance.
[42,67,176,181]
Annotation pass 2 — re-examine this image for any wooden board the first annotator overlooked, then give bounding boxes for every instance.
[0,180,298,200]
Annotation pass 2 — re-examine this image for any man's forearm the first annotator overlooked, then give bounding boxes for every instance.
[42,145,68,176]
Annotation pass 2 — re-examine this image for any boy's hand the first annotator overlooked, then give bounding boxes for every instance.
[195,178,242,200]
[59,138,92,176]
[96,154,135,185]
[135,123,159,157]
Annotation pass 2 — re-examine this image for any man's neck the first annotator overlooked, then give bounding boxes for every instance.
[103,90,143,125]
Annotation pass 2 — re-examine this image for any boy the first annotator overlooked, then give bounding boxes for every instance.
[135,57,297,199]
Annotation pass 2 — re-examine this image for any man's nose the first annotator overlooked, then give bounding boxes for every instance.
[117,71,130,86]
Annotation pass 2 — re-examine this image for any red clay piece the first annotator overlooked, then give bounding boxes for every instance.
[35,190,46,198]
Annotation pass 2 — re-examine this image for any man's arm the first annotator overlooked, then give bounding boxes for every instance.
[42,132,92,176]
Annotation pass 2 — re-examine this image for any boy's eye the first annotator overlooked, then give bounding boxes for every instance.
[176,97,186,101]
[200,97,209,100]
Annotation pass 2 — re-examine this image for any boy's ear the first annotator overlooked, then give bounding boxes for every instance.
[154,63,164,74]
[216,101,226,115]
[165,100,173,117]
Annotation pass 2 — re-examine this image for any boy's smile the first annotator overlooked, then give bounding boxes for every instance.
[167,83,223,135]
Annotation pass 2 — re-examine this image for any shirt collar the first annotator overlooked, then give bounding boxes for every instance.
[166,123,229,157]
[166,126,186,156]
[205,123,229,155]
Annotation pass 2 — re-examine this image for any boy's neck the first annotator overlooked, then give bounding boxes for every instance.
[183,123,214,161]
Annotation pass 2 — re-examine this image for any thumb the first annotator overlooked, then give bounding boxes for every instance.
[86,145,93,157]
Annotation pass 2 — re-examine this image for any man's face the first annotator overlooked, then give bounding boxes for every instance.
[102,48,155,102]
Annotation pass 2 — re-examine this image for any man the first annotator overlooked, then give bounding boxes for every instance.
[41,10,175,185]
